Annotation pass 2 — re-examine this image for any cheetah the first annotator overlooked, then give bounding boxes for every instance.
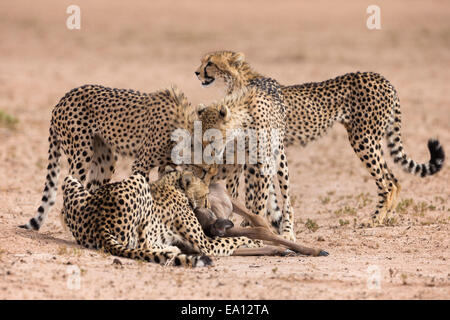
[282,72,445,226]
[194,51,296,240]
[196,51,445,227]
[21,85,194,231]
[61,169,256,267]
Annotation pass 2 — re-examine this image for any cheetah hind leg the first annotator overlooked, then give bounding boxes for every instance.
[350,138,391,228]
[266,180,283,232]
[380,153,403,224]
[360,177,391,228]
[381,162,402,224]
[102,229,212,268]
[86,135,117,192]
[240,169,256,228]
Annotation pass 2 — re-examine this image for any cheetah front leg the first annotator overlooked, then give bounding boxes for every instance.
[241,165,256,227]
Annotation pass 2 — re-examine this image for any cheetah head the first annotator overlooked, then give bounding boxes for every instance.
[195,51,248,92]
[194,103,236,161]
[179,171,211,210]
[196,103,231,134]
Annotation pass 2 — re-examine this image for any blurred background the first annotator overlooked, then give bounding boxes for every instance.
[0,0,448,229]
[0,0,449,300]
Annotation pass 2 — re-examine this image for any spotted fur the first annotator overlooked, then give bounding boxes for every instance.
[21,84,194,231]
[62,170,256,267]
[195,51,295,240]
[195,51,445,228]
[282,72,444,225]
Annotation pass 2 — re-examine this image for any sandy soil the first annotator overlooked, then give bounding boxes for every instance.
[0,0,449,300]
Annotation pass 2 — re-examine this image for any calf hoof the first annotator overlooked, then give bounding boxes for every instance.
[318,250,329,257]
[209,219,234,237]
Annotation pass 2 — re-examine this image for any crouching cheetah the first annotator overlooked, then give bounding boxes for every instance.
[196,51,445,227]
[62,169,256,267]
[21,84,194,231]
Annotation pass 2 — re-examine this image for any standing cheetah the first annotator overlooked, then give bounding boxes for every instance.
[21,85,193,231]
[195,51,296,240]
[195,51,445,227]
[62,169,256,267]
[281,72,444,226]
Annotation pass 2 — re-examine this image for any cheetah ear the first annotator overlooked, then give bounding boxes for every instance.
[180,171,194,190]
[231,52,245,67]
[164,165,176,173]
[187,104,204,123]
[218,105,229,121]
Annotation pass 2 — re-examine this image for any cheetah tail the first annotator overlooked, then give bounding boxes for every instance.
[19,126,62,230]
[99,227,212,268]
[387,98,445,177]
[60,175,89,231]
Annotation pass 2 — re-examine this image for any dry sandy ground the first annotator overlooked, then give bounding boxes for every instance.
[0,0,449,300]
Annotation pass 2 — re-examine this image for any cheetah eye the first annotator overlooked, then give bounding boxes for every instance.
[206,61,213,68]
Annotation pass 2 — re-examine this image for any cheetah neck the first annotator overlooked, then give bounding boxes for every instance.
[226,63,263,94]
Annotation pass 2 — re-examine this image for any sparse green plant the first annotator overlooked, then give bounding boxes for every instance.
[356,192,372,208]
[35,158,46,170]
[0,110,18,129]
[397,198,439,217]
[319,196,330,205]
[72,248,83,257]
[401,273,408,285]
[305,219,319,232]
[334,206,357,216]
[57,246,68,255]
[396,198,414,214]
[338,219,349,227]
[384,217,398,226]
[434,196,446,204]
[290,195,299,207]
[412,201,429,217]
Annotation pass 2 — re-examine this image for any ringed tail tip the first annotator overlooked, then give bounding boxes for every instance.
[426,138,445,176]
